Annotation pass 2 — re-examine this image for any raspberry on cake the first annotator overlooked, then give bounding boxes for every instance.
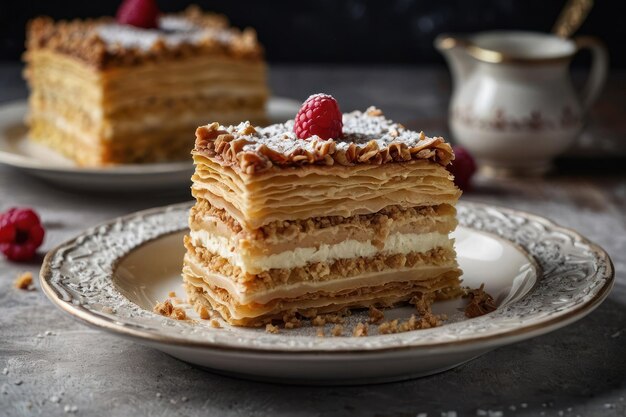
[183,96,462,327]
[23,2,268,166]
[294,93,343,140]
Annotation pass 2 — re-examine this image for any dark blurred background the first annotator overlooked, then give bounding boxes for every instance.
[1,0,624,67]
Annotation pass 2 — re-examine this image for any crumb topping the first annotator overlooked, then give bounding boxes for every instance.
[25,6,263,69]
[194,107,454,174]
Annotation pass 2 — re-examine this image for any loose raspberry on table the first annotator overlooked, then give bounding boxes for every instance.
[294,94,343,140]
[116,0,160,29]
[447,146,477,191]
[0,208,45,262]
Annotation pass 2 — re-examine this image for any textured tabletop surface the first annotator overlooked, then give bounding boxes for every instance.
[0,64,625,417]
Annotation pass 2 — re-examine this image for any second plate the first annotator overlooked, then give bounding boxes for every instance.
[0,97,301,191]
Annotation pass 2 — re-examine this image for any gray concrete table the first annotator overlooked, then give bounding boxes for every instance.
[1,64,625,417]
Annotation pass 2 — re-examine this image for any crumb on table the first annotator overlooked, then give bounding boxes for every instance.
[14,272,34,290]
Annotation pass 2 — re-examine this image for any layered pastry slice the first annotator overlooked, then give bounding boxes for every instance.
[184,96,462,327]
[23,3,268,166]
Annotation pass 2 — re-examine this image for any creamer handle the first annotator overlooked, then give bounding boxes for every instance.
[573,36,609,113]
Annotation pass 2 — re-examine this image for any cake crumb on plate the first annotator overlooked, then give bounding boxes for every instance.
[153,299,187,320]
[352,322,368,337]
[265,323,279,334]
[330,324,343,337]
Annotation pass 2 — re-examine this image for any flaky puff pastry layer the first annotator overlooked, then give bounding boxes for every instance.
[184,269,461,327]
[192,157,461,230]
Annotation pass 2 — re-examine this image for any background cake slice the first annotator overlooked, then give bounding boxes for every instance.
[23,3,268,166]
[184,95,462,327]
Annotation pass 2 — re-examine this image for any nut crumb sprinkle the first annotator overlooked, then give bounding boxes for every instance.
[194,108,455,174]
[14,272,34,290]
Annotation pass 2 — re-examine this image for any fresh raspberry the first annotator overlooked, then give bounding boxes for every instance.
[294,94,343,140]
[0,208,45,262]
[447,146,477,191]
[116,0,160,29]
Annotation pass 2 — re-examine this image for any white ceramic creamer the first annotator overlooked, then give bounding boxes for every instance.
[436,31,608,175]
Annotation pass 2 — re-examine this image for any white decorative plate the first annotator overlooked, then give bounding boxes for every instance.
[40,202,613,385]
[0,98,300,191]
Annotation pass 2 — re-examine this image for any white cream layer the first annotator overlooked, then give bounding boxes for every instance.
[189,230,452,273]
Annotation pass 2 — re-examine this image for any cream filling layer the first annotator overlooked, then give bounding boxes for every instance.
[184,255,457,306]
[189,229,452,273]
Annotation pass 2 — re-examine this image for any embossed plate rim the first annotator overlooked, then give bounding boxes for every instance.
[40,201,614,354]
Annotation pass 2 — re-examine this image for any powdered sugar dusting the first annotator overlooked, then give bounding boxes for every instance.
[226,107,429,155]
[195,106,454,171]
[97,15,234,51]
